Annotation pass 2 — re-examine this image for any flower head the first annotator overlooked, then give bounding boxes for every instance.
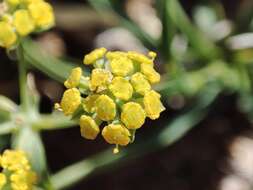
[57,49,165,153]
[0,0,55,49]
[0,149,37,189]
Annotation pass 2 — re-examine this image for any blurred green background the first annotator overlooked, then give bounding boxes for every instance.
[1,0,253,189]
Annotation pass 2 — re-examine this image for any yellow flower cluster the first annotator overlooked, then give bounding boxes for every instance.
[56,48,165,153]
[0,149,37,190]
[0,0,54,48]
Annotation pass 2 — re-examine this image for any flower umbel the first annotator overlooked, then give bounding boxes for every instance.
[56,49,165,153]
[0,149,37,190]
[0,0,55,48]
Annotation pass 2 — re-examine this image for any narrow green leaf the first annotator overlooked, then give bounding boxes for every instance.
[166,0,221,60]
[32,112,77,130]
[22,38,78,83]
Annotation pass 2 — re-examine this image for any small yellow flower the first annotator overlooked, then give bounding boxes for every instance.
[60,88,81,116]
[143,90,165,120]
[109,56,134,76]
[121,102,146,129]
[82,94,99,113]
[127,51,153,64]
[102,124,130,146]
[130,72,151,95]
[140,63,160,84]
[109,77,133,101]
[13,10,35,36]
[83,47,107,65]
[10,170,37,190]
[0,173,6,189]
[95,95,116,121]
[1,150,30,171]
[148,51,157,60]
[90,68,112,91]
[64,67,82,89]
[0,21,17,48]
[80,115,100,140]
[28,1,55,29]
[106,51,127,60]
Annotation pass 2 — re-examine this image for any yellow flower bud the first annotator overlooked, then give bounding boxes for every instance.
[130,72,151,95]
[102,124,130,146]
[0,21,17,48]
[90,68,112,92]
[64,67,82,89]
[13,10,35,36]
[148,51,157,60]
[109,56,134,76]
[106,51,127,60]
[0,173,6,189]
[95,95,116,121]
[109,77,133,101]
[1,150,30,171]
[83,94,99,113]
[141,63,160,84]
[143,90,165,120]
[28,1,55,29]
[60,88,81,116]
[83,47,107,65]
[127,51,153,64]
[80,115,100,140]
[10,170,37,190]
[121,102,146,129]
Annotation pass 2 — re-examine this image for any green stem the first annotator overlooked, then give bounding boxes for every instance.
[17,43,29,112]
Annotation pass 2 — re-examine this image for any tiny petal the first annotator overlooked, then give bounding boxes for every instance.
[109,56,134,76]
[141,63,160,84]
[90,68,112,92]
[121,102,146,129]
[83,47,107,65]
[130,72,151,95]
[28,1,55,29]
[64,67,82,89]
[109,77,133,101]
[0,173,6,189]
[13,10,35,36]
[83,94,99,113]
[60,88,81,116]
[102,124,130,146]
[143,90,165,120]
[127,51,153,64]
[95,95,116,121]
[0,21,17,48]
[80,115,100,140]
